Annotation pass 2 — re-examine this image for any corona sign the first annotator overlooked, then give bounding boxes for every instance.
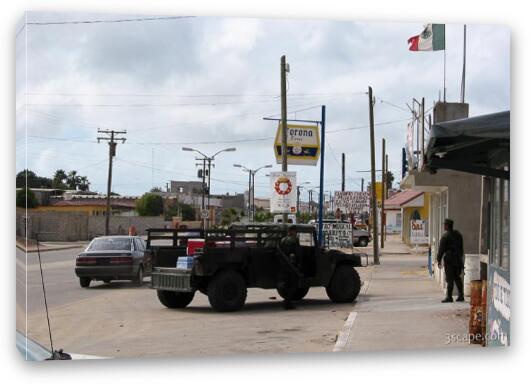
[274,123,320,166]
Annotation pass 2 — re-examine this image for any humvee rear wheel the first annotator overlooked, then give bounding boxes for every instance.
[157,290,195,309]
[277,286,309,301]
[208,270,247,312]
[326,265,361,303]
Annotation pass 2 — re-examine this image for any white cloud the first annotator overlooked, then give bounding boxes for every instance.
[16,13,510,196]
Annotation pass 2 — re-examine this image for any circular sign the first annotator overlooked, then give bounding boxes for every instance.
[292,146,303,155]
[201,209,209,219]
[274,176,292,196]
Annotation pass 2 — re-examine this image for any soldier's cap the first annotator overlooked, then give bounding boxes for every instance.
[444,218,454,226]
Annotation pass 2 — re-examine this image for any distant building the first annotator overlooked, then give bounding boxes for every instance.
[212,192,246,212]
[16,188,64,205]
[170,180,204,196]
[34,194,138,216]
[253,197,270,211]
[384,189,428,241]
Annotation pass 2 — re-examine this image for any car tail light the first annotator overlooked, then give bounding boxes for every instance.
[110,256,133,265]
[76,257,97,266]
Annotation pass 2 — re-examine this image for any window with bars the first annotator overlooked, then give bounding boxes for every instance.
[490,171,510,270]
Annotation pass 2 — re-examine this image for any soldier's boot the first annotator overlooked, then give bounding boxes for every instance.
[443,276,455,303]
[441,297,453,303]
[455,275,465,301]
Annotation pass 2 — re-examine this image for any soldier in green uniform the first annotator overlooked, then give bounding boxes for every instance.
[278,225,302,310]
[436,219,465,303]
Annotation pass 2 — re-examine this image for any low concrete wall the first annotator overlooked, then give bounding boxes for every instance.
[87,216,165,238]
[17,209,166,240]
[16,209,89,241]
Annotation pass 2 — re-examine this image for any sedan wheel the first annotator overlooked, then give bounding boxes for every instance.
[79,277,91,288]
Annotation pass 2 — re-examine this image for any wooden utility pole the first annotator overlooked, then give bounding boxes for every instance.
[381,138,386,249]
[97,129,126,235]
[341,153,346,192]
[280,55,288,224]
[368,87,379,265]
[385,155,389,198]
[385,154,389,241]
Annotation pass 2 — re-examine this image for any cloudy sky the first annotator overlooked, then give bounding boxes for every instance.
[15,12,510,199]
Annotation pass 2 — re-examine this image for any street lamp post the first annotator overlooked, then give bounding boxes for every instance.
[182,147,236,228]
[234,164,272,222]
[306,187,319,219]
[297,182,310,214]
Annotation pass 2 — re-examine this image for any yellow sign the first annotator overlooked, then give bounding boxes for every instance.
[274,123,320,166]
[374,181,383,204]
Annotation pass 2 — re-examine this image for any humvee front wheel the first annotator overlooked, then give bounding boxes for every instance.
[157,290,195,308]
[326,265,361,303]
[277,286,309,301]
[207,270,247,312]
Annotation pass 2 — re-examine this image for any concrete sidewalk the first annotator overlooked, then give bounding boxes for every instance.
[336,235,474,352]
[16,237,88,253]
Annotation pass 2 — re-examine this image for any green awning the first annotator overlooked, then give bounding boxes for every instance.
[425,111,510,179]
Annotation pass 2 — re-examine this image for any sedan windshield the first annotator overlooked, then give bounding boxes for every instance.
[87,238,132,251]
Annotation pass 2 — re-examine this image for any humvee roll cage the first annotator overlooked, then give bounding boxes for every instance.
[146,225,317,250]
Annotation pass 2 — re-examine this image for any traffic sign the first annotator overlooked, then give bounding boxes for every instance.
[201,209,209,219]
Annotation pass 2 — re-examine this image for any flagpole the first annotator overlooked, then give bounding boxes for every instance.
[443,48,446,102]
[460,24,467,103]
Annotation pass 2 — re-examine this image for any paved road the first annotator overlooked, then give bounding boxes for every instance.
[17,247,109,316]
[16,246,369,358]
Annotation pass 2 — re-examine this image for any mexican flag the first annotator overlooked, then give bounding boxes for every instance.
[408,24,445,51]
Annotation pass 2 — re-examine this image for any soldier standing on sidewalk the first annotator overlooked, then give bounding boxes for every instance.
[437,219,465,303]
[278,225,302,310]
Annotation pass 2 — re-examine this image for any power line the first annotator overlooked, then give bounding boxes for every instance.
[25,117,411,146]
[27,15,196,26]
[27,98,341,134]
[376,98,411,113]
[327,118,410,133]
[25,93,360,108]
[25,91,364,98]
[325,143,361,187]
[114,157,252,187]
[16,15,195,38]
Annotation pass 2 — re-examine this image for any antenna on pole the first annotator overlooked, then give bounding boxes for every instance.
[460,24,467,103]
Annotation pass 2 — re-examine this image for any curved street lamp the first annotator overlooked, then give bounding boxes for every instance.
[182,147,237,227]
[233,163,273,221]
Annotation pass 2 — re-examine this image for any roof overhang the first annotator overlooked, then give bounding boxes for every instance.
[425,111,510,180]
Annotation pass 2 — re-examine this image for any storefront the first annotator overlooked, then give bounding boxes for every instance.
[425,110,510,346]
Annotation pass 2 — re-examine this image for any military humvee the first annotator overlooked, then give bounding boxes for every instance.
[146,224,367,312]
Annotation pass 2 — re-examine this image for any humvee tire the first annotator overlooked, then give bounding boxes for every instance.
[277,286,310,301]
[157,290,195,308]
[207,270,247,312]
[326,265,361,303]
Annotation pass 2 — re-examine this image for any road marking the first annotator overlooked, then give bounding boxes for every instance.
[333,311,357,352]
